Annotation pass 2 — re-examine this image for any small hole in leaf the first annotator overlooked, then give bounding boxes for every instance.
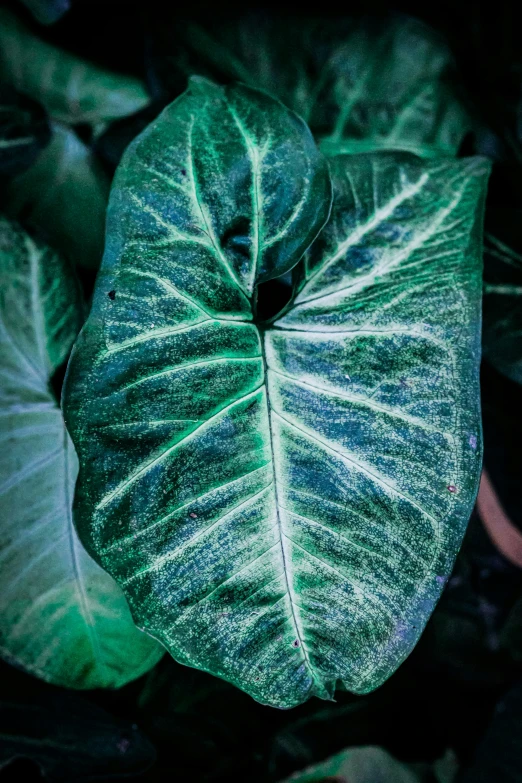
[108,290,116,300]
[292,639,300,648]
[256,278,293,322]
[181,169,187,176]
[447,485,457,493]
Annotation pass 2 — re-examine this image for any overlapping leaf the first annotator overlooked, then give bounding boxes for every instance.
[163,14,470,158]
[63,80,488,708]
[278,746,420,783]
[0,86,50,178]
[0,216,163,688]
[482,231,522,383]
[0,8,149,131]
[18,0,72,25]
[4,123,110,268]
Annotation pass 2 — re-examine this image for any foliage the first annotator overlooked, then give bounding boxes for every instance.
[0,2,522,781]
[0,216,163,688]
[3,123,110,269]
[154,14,471,159]
[0,8,149,133]
[0,86,50,178]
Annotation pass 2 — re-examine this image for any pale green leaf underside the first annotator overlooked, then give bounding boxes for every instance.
[5,123,110,269]
[64,81,488,708]
[278,746,419,783]
[0,8,149,129]
[0,217,163,688]
[173,14,470,158]
[482,233,522,384]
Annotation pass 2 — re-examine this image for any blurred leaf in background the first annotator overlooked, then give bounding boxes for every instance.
[18,0,73,25]
[3,124,110,269]
[149,12,471,158]
[0,7,150,134]
[0,86,50,178]
[482,224,522,385]
[0,689,155,781]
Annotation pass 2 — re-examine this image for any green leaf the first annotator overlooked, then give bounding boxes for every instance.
[18,0,71,25]
[0,86,51,178]
[167,14,470,158]
[0,216,163,689]
[4,123,110,268]
[278,746,420,783]
[63,80,488,708]
[0,8,149,130]
[482,231,522,383]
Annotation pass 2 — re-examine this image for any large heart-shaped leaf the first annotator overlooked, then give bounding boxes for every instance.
[0,8,149,131]
[63,79,488,708]
[0,217,163,688]
[160,14,470,158]
[4,123,110,269]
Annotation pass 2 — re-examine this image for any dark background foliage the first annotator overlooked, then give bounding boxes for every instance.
[1,0,522,780]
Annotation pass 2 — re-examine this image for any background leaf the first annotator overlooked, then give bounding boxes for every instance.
[18,0,72,25]
[482,227,522,384]
[0,86,50,179]
[0,689,155,781]
[154,13,470,158]
[278,745,420,783]
[3,123,110,269]
[0,216,163,689]
[0,8,149,131]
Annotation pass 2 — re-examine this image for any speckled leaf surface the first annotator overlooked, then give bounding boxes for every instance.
[0,217,163,688]
[0,8,149,130]
[167,14,470,158]
[482,232,522,384]
[63,79,488,708]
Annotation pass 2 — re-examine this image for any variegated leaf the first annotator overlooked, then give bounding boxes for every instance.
[63,81,488,707]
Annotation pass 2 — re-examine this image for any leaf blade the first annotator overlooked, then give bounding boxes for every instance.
[63,88,488,706]
[0,217,163,689]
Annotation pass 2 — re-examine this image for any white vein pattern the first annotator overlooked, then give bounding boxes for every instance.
[63,80,488,708]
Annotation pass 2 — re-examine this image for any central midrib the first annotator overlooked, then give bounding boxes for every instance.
[259,327,317,692]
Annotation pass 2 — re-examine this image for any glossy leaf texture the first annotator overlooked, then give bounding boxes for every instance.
[4,123,110,269]
[0,86,50,178]
[482,232,522,384]
[0,217,163,688]
[63,79,488,708]
[0,8,149,130]
[163,13,470,158]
